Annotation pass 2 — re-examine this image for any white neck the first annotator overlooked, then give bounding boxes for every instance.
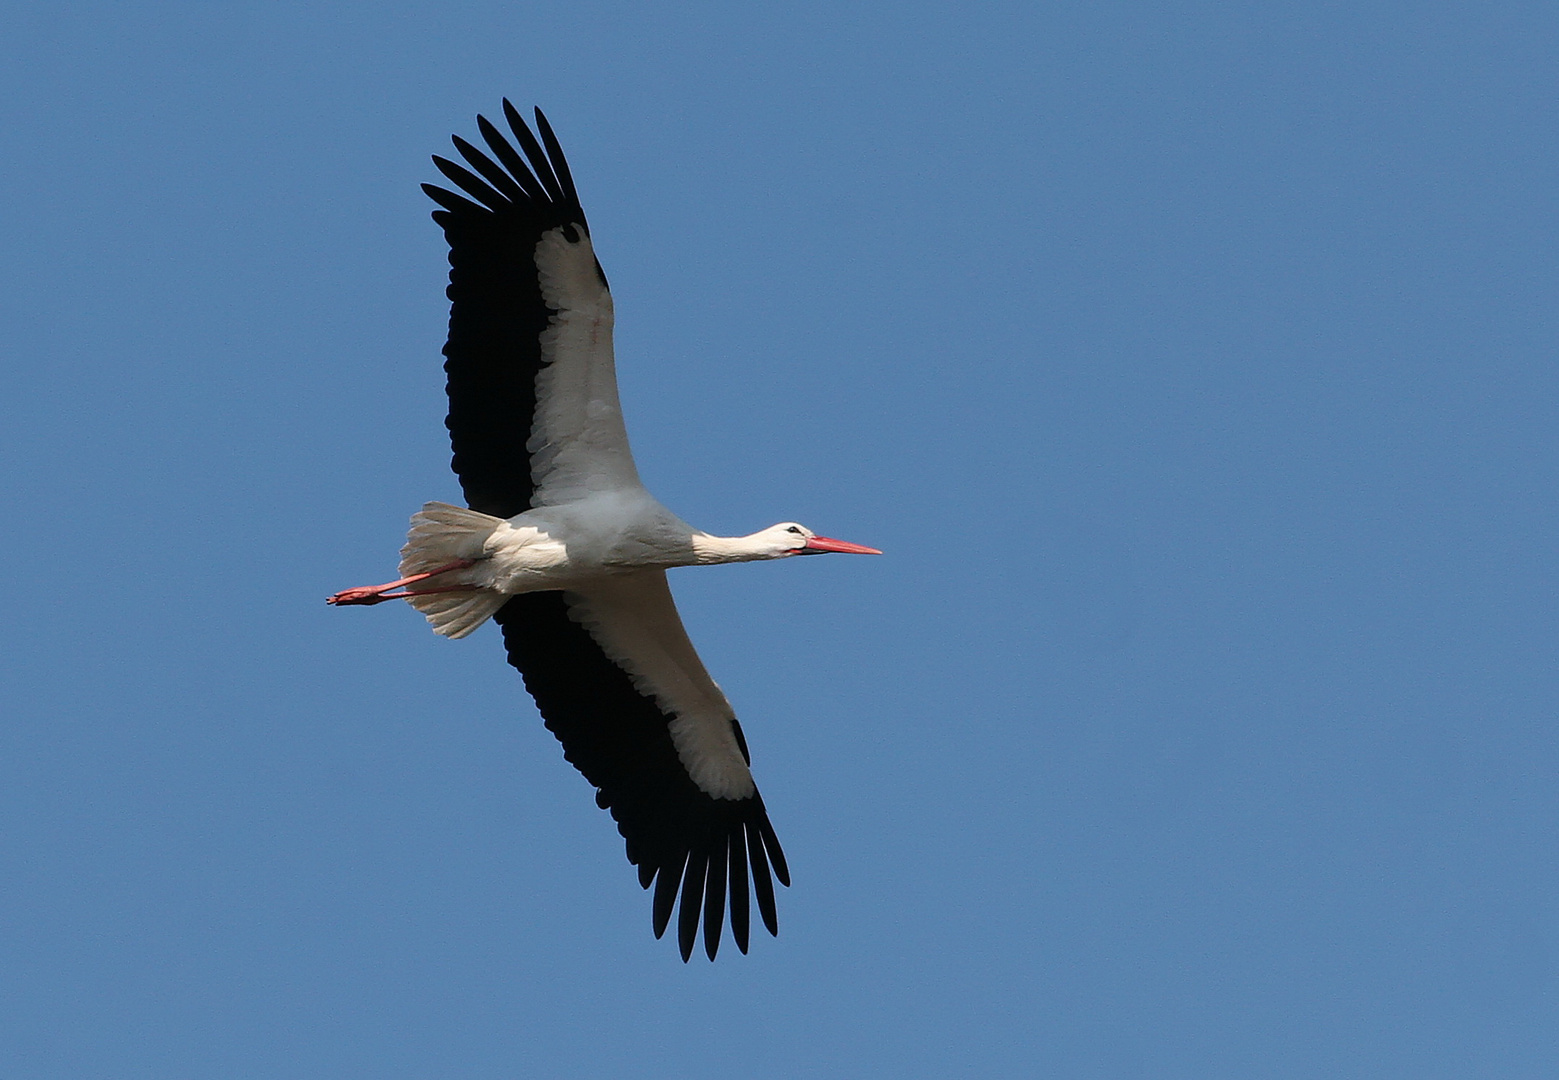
[687,531,785,565]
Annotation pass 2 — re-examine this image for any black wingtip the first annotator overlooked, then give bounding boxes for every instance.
[677,851,709,963]
[501,100,567,205]
[760,817,791,888]
[450,134,529,204]
[729,824,751,954]
[652,856,683,939]
[476,113,549,202]
[532,107,580,206]
[747,820,779,938]
[421,181,483,216]
[703,840,727,961]
[430,155,508,213]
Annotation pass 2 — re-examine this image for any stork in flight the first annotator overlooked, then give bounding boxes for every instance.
[328,103,879,961]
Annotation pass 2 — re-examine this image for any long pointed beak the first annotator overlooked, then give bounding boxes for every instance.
[803,536,883,555]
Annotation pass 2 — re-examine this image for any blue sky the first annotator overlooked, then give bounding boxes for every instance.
[4,2,1558,1076]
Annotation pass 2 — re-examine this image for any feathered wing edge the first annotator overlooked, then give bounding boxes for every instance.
[422,101,585,230]
[493,591,790,961]
[425,104,590,521]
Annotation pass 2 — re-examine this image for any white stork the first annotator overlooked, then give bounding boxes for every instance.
[328,103,879,961]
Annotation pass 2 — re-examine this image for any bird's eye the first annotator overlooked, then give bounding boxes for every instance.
[787,526,802,535]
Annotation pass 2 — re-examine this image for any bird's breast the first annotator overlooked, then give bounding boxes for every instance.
[478,492,693,592]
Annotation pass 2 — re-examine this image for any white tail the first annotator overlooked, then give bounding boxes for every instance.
[398,502,508,639]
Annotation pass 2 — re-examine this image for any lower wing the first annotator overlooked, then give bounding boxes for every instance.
[492,575,789,961]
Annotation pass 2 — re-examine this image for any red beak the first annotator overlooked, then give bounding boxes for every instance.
[802,535,883,555]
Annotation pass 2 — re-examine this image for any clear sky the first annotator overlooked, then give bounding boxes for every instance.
[3,2,1557,1076]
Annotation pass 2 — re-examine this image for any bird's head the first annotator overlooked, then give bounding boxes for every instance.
[760,522,882,559]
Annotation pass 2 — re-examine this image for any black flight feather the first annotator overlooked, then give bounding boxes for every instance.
[728,825,751,954]
[431,155,509,213]
[476,114,550,203]
[503,99,568,205]
[703,838,727,961]
[450,135,529,205]
[748,820,779,937]
[677,848,709,963]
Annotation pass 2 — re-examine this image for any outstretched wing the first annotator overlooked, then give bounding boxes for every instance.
[493,574,790,962]
[425,103,641,519]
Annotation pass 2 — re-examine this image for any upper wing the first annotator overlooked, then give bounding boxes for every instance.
[424,103,641,519]
[492,573,790,962]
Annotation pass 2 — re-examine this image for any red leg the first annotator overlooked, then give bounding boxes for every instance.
[372,583,482,600]
[327,559,474,606]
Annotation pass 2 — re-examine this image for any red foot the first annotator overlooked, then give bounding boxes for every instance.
[327,587,398,606]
